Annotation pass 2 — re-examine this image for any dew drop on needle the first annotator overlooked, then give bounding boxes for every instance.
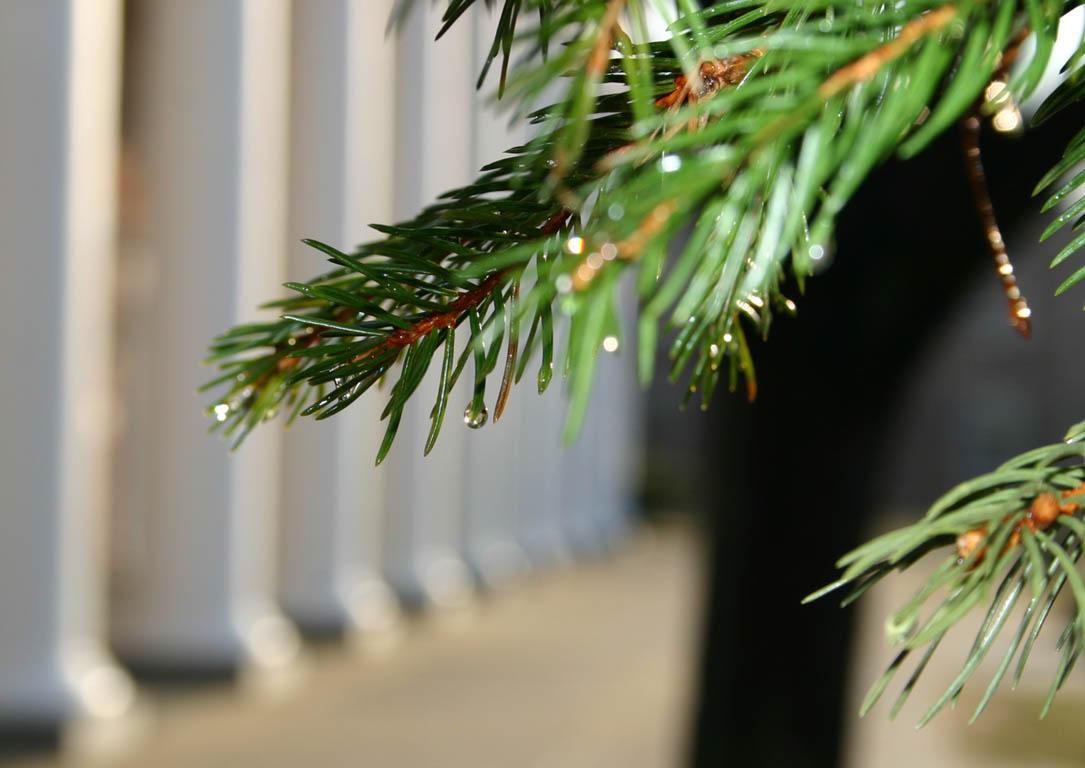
[463,403,488,429]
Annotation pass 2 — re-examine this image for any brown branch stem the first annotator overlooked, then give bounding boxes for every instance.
[817,4,960,100]
[348,270,509,365]
[961,113,1031,337]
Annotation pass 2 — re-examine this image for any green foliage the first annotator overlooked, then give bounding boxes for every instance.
[808,422,1085,724]
[207,0,1085,717]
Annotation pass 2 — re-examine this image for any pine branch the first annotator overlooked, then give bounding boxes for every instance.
[807,421,1085,723]
[207,0,1084,449]
[206,0,1085,715]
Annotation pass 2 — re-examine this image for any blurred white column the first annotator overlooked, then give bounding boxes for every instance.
[112,0,299,676]
[381,3,476,608]
[562,315,641,555]
[561,394,611,556]
[278,0,399,640]
[0,0,137,739]
[516,384,571,566]
[460,8,531,589]
[516,316,572,566]
[595,322,643,545]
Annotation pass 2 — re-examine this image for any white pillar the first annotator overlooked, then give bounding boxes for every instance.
[277,0,400,639]
[516,318,572,566]
[516,384,572,566]
[561,394,612,556]
[565,315,641,553]
[558,267,643,554]
[558,289,642,556]
[459,8,532,589]
[380,3,478,609]
[0,0,137,739]
[112,0,299,676]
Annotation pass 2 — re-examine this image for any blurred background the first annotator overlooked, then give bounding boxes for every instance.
[3,1,1085,766]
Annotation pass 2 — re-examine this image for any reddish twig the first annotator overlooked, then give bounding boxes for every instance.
[348,270,508,364]
[961,113,1032,337]
[957,483,1085,564]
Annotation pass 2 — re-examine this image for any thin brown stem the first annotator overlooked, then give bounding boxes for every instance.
[348,270,508,365]
[817,4,960,100]
[961,113,1031,337]
[494,281,520,422]
[756,3,961,147]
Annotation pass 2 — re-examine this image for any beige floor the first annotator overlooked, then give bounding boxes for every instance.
[13,520,1085,768]
[18,526,705,768]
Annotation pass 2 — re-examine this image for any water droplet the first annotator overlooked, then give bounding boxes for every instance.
[607,203,625,221]
[538,363,553,394]
[213,403,230,422]
[602,335,619,353]
[808,244,825,261]
[227,386,255,412]
[463,403,488,429]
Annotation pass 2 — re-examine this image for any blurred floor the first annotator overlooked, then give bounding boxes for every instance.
[14,516,1085,768]
[8,524,704,768]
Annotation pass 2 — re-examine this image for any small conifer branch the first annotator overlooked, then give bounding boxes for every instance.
[809,423,1085,723]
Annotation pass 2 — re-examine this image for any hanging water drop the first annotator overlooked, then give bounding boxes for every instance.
[538,362,553,394]
[463,403,488,429]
